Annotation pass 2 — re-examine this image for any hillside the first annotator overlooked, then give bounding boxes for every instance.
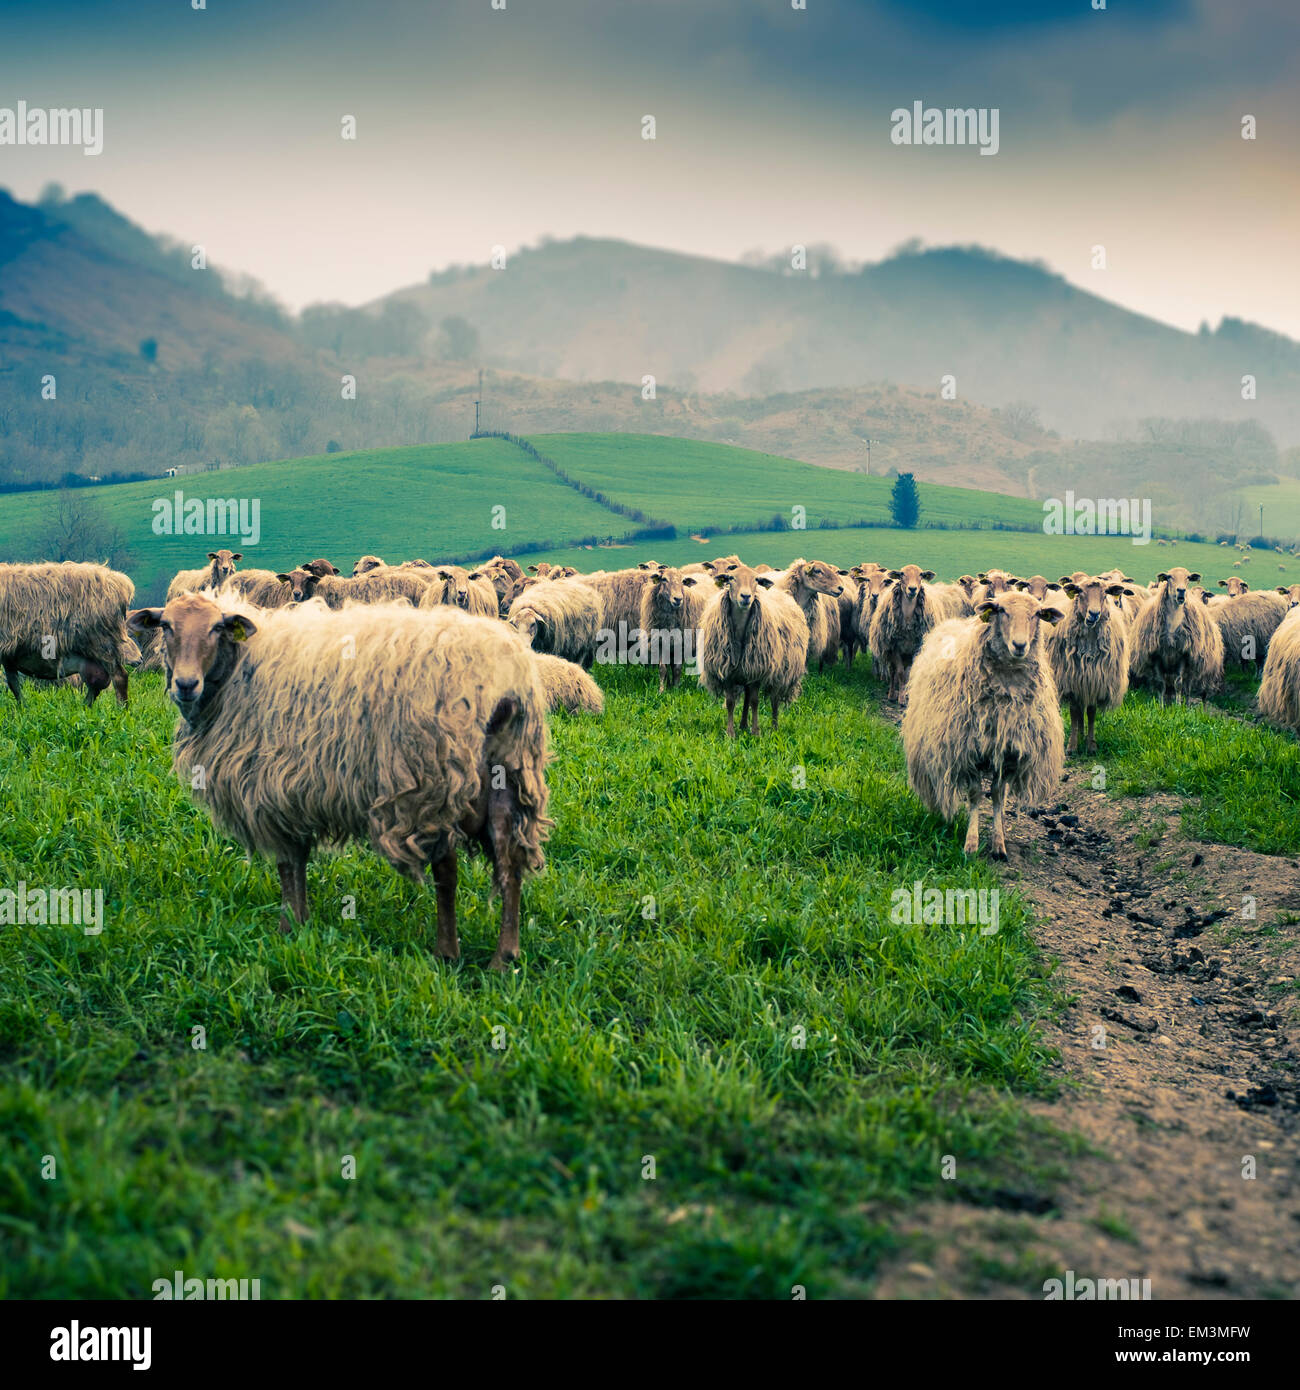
[3,433,1267,604]
[390,238,1300,446]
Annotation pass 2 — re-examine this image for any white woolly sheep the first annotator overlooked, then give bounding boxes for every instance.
[533,653,605,715]
[639,565,707,691]
[1257,607,1300,732]
[1208,586,1287,675]
[278,566,429,608]
[1048,576,1130,755]
[903,592,1066,859]
[129,594,550,968]
[868,563,941,702]
[418,566,500,619]
[507,578,602,668]
[699,562,808,737]
[777,559,844,671]
[1129,568,1224,705]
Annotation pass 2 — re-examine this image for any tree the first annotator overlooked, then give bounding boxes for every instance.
[890,472,920,529]
[437,315,479,362]
[38,489,133,569]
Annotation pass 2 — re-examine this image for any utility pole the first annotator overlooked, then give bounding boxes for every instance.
[860,437,878,475]
[474,368,483,438]
[1260,503,1265,540]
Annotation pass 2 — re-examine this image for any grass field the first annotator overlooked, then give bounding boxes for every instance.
[2,649,1296,1297]
[1233,479,1300,545]
[4,432,1270,604]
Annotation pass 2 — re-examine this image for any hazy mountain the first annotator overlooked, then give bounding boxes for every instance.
[384,237,1300,447]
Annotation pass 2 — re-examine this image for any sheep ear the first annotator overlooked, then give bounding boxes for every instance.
[888,569,904,580]
[1105,584,1125,597]
[1278,587,1289,595]
[207,552,218,561]
[1047,582,1062,591]
[527,565,539,573]
[836,568,849,576]
[438,569,454,579]
[920,570,935,581]
[977,573,988,582]
[1217,579,1228,587]
[1188,573,1201,583]
[1157,572,1170,582]
[976,601,998,623]
[127,607,163,632]
[682,575,698,587]
[650,572,665,584]
[220,613,257,642]
[713,575,730,588]
[1064,584,1081,597]
[276,573,292,584]
[1056,576,1072,585]
[756,575,775,588]
[1037,605,1065,625]
[231,553,243,562]
[327,564,339,575]
[1241,581,1250,591]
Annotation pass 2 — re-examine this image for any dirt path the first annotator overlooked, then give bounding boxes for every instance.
[870,742,1300,1299]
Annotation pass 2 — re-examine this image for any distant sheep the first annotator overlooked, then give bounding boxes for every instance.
[299,558,341,578]
[1208,588,1287,675]
[278,566,429,608]
[419,566,499,619]
[639,565,707,691]
[129,594,550,968]
[1,561,135,706]
[166,549,242,602]
[1257,607,1300,733]
[903,592,1066,859]
[1048,577,1130,755]
[1129,568,1224,705]
[534,653,605,715]
[507,578,602,668]
[699,562,808,737]
[352,555,386,576]
[581,567,647,643]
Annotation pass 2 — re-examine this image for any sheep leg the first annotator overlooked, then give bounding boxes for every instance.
[486,783,523,971]
[112,665,130,707]
[963,791,982,855]
[658,662,669,694]
[748,685,760,736]
[432,849,460,961]
[276,845,310,934]
[3,662,21,705]
[1086,705,1097,755]
[724,689,738,739]
[739,687,753,735]
[1066,700,1082,754]
[989,777,1009,860]
[770,696,780,733]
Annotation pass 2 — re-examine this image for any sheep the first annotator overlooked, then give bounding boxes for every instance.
[974,569,1015,605]
[129,594,550,967]
[955,575,980,603]
[699,562,808,737]
[527,562,579,580]
[533,653,605,715]
[902,592,1066,859]
[1,561,135,706]
[418,566,500,619]
[1015,575,1063,603]
[1129,568,1224,705]
[474,556,527,616]
[1276,584,1300,610]
[868,563,942,703]
[277,566,428,608]
[833,568,861,666]
[580,567,647,644]
[850,564,890,661]
[223,569,298,609]
[299,558,341,578]
[507,578,602,668]
[639,565,707,690]
[399,558,435,570]
[165,549,242,602]
[1207,588,1287,676]
[1257,607,1300,733]
[777,559,843,671]
[1047,577,1130,755]
[352,555,386,576]
[1218,575,1250,596]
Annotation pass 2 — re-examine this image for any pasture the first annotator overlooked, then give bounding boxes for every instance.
[2,641,1296,1297]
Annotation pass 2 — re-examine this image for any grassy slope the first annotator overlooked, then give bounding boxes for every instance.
[526,432,1044,530]
[1,664,1066,1298]
[1233,479,1300,544]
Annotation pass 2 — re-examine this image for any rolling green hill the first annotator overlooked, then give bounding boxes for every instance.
[2,431,1269,602]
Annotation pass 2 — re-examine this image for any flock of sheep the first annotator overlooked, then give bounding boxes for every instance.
[2,545,1299,963]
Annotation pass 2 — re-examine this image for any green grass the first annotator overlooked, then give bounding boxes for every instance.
[1233,479,1300,546]
[0,662,1067,1299]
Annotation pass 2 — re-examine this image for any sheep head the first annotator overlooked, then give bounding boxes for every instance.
[206,549,242,585]
[128,593,256,724]
[1062,576,1124,626]
[976,592,1063,663]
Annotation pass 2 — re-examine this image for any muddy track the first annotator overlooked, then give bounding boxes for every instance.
[870,700,1300,1298]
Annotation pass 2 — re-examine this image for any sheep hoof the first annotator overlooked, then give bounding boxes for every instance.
[487,952,517,972]
[990,844,1007,861]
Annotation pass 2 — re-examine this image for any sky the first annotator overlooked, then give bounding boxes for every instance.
[1,0,1297,337]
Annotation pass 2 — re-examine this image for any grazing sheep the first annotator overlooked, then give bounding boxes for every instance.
[1207,588,1287,675]
[352,555,386,576]
[507,578,602,668]
[129,594,550,967]
[1,561,135,706]
[777,559,844,671]
[903,592,1066,859]
[868,563,940,702]
[299,558,341,578]
[1129,568,1224,705]
[418,566,500,619]
[699,562,808,737]
[581,567,647,644]
[1048,577,1130,755]
[1257,607,1300,732]
[277,566,428,608]
[533,653,605,715]
[639,566,707,691]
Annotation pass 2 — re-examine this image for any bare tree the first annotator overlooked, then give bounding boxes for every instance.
[38,489,134,569]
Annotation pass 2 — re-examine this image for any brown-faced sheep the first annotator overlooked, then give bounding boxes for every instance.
[777,559,844,671]
[299,558,341,578]
[1015,575,1063,603]
[166,550,242,602]
[129,594,550,969]
[507,579,602,668]
[868,563,940,702]
[832,568,861,666]
[277,566,428,608]
[1,561,135,706]
[473,556,527,616]
[533,653,605,715]
[903,592,1066,859]
[1048,577,1130,755]
[850,564,890,662]
[1257,607,1300,732]
[1129,568,1224,705]
[418,566,500,619]
[699,562,808,737]
[639,566,707,691]
[352,555,386,576]
[1276,584,1300,610]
